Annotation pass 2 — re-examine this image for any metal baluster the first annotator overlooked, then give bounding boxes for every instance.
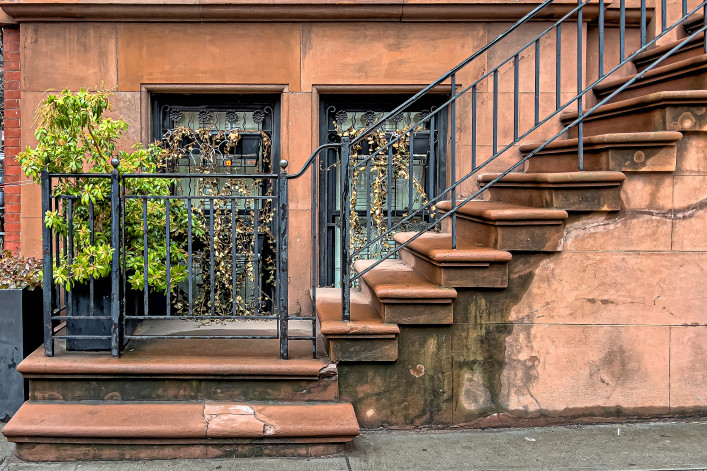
[253,198,261,317]
[471,86,477,171]
[209,198,215,317]
[492,70,498,156]
[187,198,193,316]
[366,159,372,244]
[387,145,393,231]
[278,160,289,359]
[110,160,120,357]
[310,160,318,359]
[556,24,562,110]
[408,131,415,218]
[514,54,520,141]
[599,0,605,78]
[620,0,626,61]
[41,170,54,356]
[340,138,351,322]
[535,40,540,125]
[577,0,584,171]
[641,0,647,47]
[661,0,667,32]
[66,198,73,320]
[89,201,95,318]
[143,198,149,317]
[165,198,171,317]
[232,198,237,316]
[451,73,457,249]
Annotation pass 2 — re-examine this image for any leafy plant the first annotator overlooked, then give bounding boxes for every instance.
[17,88,195,293]
[0,250,42,290]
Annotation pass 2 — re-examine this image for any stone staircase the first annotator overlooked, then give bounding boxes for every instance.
[316,22,707,366]
[2,336,359,460]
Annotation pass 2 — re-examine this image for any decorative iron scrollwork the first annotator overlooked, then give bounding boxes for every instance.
[252,110,266,125]
[334,110,348,124]
[198,110,213,125]
[225,110,239,125]
[363,110,377,126]
[169,109,183,122]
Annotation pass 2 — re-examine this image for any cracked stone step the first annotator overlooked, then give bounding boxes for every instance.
[520,131,682,173]
[437,200,568,251]
[393,231,512,288]
[353,259,456,325]
[561,90,707,136]
[477,172,626,212]
[2,401,360,461]
[315,287,399,362]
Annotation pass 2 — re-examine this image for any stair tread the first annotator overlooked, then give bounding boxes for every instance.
[353,259,457,300]
[18,342,330,378]
[316,288,400,336]
[518,131,683,153]
[437,200,568,221]
[478,171,626,185]
[2,401,360,440]
[633,32,705,67]
[393,232,512,263]
[594,54,707,96]
[560,89,707,122]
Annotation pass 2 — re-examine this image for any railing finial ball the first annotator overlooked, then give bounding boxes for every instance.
[280,159,288,169]
[111,158,120,169]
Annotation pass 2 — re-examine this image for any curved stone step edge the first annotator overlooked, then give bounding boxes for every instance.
[593,54,707,98]
[633,32,705,71]
[2,401,360,441]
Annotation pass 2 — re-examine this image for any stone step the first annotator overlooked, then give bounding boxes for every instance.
[521,131,682,173]
[437,200,568,251]
[560,90,707,136]
[2,401,359,461]
[315,287,399,362]
[393,231,511,288]
[593,54,707,104]
[633,32,706,72]
[354,259,456,325]
[19,339,338,402]
[478,171,626,212]
[684,13,704,36]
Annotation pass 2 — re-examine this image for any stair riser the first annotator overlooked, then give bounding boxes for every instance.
[441,217,564,251]
[634,38,705,72]
[484,186,623,211]
[326,337,398,362]
[13,441,347,461]
[565,106,707,137]
[525,146,677,173]
[360,278,453,324]
[598,69,707,104]
[28,377,339,402]
[399,248,509,288]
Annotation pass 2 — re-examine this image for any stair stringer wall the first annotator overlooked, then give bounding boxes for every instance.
[337,132,707,429]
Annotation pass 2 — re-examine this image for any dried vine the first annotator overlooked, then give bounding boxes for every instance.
[162,126,277,317]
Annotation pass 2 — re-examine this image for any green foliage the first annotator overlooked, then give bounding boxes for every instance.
[17,88,194,293]
[0,250,42,290]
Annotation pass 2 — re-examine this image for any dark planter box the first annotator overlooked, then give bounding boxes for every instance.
[0,288,43,420]
[66,277,165,351]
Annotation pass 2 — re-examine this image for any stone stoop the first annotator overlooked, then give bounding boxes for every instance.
[1,340,360,460]
[3,402,359,461]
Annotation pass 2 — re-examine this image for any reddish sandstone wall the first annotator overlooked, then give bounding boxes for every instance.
[3,27,20,253]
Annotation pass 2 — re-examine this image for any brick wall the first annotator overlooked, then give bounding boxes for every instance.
[3,27,20,253]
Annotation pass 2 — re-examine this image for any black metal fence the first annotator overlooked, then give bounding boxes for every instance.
[40,158,317,359]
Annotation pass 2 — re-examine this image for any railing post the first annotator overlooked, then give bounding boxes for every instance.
[278,159,289,360]
[340,137,351,322]
[110,159,120,358]
[41,168,54,357]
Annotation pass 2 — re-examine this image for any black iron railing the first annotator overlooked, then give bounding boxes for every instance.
[288,0,707,321]
[40,158,315,359]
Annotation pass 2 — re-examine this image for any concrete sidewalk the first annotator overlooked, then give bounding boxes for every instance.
[1,420,705,470]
